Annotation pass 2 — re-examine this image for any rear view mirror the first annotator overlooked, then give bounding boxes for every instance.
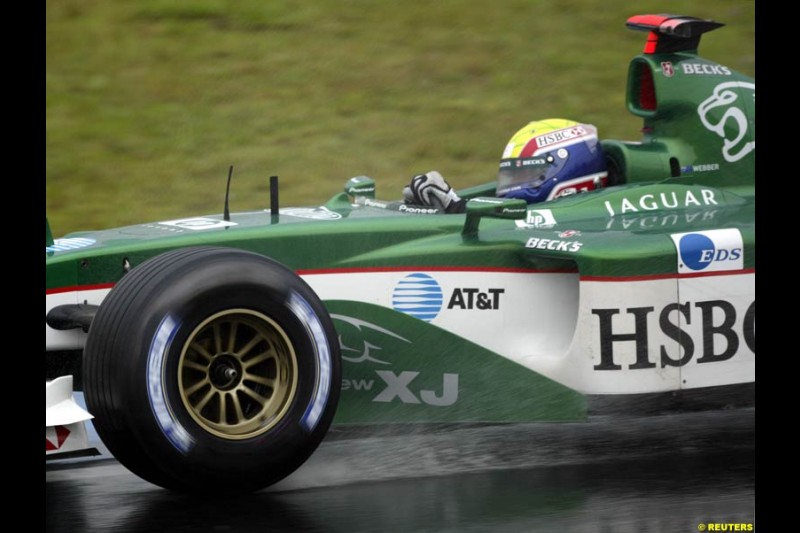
[462,197,527,235]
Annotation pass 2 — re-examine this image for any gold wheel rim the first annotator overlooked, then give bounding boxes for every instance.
[177,309,298,440]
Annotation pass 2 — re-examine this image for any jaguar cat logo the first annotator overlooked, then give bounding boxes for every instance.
[697,81,755,163]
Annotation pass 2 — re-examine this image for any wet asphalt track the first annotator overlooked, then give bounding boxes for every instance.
[46,408,754,532]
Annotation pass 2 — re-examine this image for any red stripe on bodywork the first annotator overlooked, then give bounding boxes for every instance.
[45,266,579,296]
[297,266,578,275]
[581,268,755,283]
[46,282,116,295]
[45,268,755,294]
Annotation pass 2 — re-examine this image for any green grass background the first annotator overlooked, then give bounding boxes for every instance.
[46,1,755,236]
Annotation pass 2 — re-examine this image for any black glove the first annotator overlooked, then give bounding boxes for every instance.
[402,171,465,213]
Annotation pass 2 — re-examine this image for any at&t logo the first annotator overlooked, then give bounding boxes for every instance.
[392,273,443,322]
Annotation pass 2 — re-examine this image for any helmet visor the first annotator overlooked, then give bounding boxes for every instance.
[496,156,555,195]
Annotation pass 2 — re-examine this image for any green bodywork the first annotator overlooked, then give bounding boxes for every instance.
[44,180,754,288]
[331,301,585,423]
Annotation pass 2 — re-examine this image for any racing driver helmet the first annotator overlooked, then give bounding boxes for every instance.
[496,118,608,204]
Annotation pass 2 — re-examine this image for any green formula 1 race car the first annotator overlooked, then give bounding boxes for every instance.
[46,14,754,492]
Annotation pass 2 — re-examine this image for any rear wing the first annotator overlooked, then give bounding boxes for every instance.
[600,14,754,188]
[626,14,724,54]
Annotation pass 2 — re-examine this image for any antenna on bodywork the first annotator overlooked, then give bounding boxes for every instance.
[223,165,233,222]
[270,175,279,224]
[46,217,55,248]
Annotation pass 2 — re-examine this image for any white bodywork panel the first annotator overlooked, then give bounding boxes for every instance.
[46,376,93,456]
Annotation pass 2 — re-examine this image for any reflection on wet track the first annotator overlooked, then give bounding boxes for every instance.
[46,408,754,532]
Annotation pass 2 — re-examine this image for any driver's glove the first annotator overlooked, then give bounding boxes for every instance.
[402,171,466,214]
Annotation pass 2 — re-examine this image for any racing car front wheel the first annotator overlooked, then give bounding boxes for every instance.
[83,246,341,492]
